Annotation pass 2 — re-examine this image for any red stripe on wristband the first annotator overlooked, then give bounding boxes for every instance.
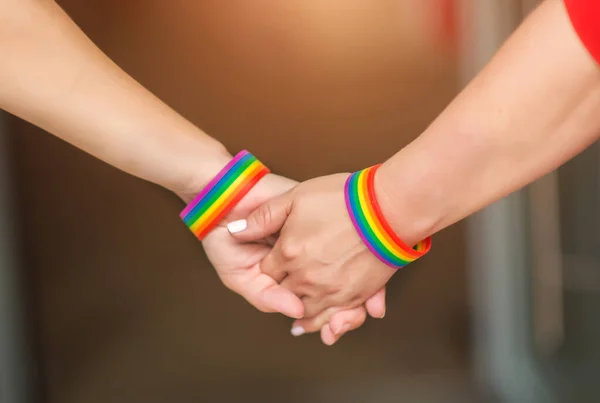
[180,150,270,240]
[344,165,431,268]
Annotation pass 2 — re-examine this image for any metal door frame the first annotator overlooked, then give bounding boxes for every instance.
[459,1,558,401]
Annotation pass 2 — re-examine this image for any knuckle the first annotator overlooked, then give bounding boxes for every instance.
[254,204,274,229]
[279,238,302,260]
[300,270,321,287]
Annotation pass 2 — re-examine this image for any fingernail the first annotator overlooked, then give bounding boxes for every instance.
[380,310,386,319]
[291,326,305,337]
[227,219,247,234]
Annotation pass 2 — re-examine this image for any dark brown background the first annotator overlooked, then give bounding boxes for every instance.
[8,1,471,402]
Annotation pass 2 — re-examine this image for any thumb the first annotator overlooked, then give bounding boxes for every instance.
[227,192,292,242]
[258,283,304,319]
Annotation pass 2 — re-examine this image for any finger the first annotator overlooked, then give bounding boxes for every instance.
[223,268,304,319]
[253,234,278,247]
[302,253,391,318]
[289,304,366,336]
[365,287,386,319]
[328,306,367,336]
[259,243,288,283]
[290,306,341,336]
[258,282,304,319]
[261,235,279,247]
[321,308,368,345]
[279,272,309,298]
[227,191,293,242]
[302,294,338,318]
[321,324,337,346]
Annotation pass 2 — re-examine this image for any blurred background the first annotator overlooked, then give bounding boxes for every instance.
[1,0,600,402]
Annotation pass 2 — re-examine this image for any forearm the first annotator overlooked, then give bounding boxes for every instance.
[0,0,230,199]
[376,0,600,245]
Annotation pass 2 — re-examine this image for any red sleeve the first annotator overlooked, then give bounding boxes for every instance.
[564,0,600,64]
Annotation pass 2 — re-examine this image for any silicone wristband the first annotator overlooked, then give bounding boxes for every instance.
[180,150,270,240]
[344,164,431,268]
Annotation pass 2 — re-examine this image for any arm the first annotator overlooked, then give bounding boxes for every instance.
[0,0,229,200]
[0,0,304,317]
[0,0,383,336]
[230,0,600,330]
[377,0,600,246]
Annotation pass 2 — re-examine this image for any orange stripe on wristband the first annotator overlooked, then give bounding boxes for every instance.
[344,164,431,268]
[180,150,270,240]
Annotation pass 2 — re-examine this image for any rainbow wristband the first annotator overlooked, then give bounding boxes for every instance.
[344,164,431,268]
[180,150,270,240]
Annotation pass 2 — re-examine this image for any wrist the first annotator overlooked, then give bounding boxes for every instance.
[172,143,233,204]
[178,150,276,240]
[374,155,445,246]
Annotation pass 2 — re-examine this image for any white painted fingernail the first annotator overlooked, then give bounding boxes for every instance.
[227,219,247,234]
[291,326,305,337]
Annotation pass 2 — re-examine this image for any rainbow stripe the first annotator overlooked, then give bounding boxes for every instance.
[344,165,431,268]
[180,150,270,240]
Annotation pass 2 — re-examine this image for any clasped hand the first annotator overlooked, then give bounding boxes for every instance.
[201,173,395,345]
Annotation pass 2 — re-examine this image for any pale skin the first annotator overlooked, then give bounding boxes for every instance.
[230,0,600,336]
[0,0,384,344]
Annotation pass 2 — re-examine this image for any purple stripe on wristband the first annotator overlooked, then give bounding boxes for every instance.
[344,177,393,267]
[179,150,249,219]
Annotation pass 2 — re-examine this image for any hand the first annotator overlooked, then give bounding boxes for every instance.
[227,174,399,331]
[199,174,304,319]
[182,173,385,344]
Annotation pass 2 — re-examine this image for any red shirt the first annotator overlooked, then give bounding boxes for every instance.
[564,0,600,64]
